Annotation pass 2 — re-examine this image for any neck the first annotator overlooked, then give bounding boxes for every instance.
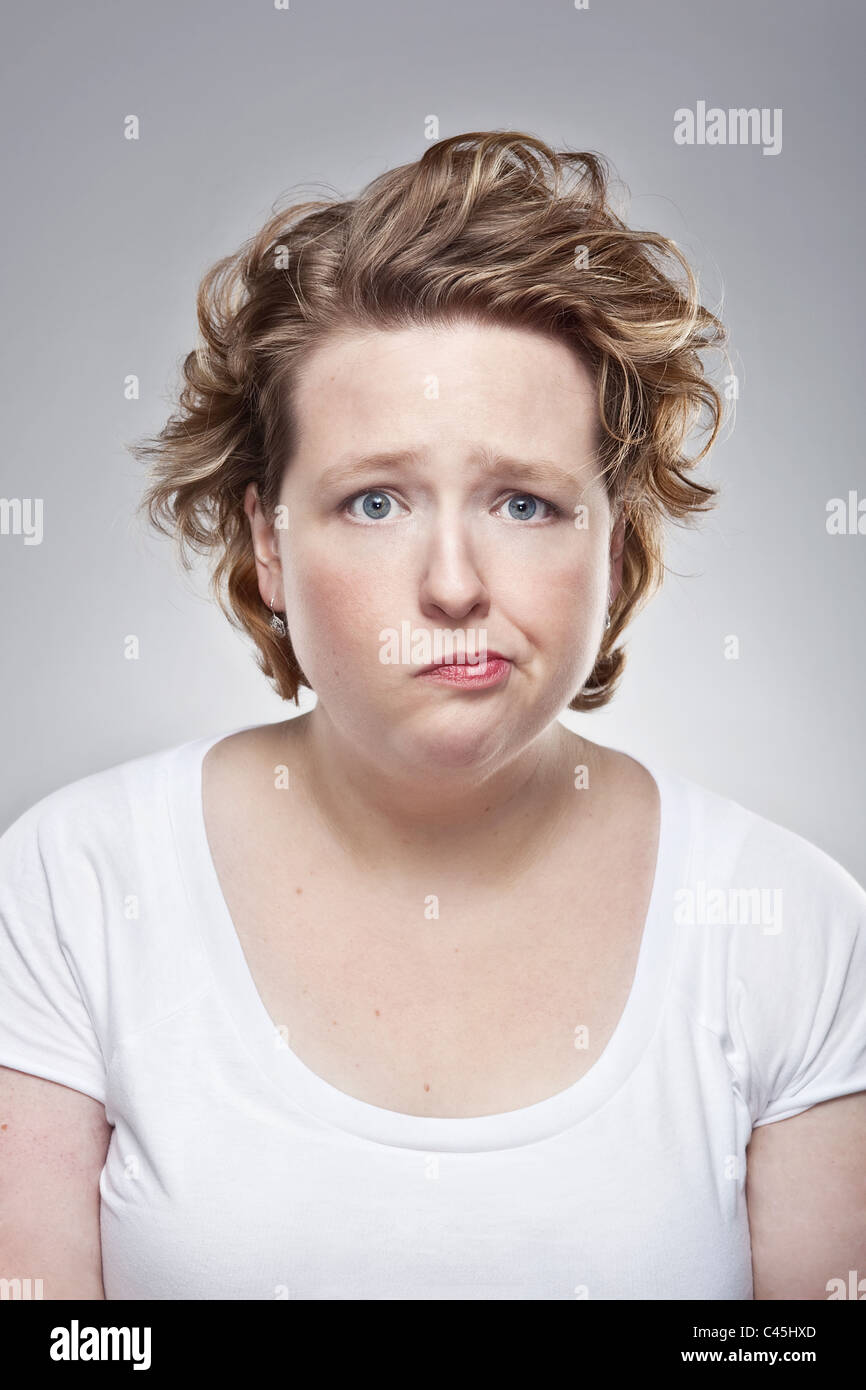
[287,706,599,885]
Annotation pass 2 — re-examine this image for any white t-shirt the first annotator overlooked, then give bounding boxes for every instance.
[1,724,865,1301]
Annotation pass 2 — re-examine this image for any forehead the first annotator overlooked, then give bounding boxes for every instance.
[290,321,600,458]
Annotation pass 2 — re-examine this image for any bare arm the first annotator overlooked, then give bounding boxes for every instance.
[746,1091,866,1299]
[0,1064,111,1299]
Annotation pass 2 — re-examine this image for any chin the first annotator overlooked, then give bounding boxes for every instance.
[388,698,541,776]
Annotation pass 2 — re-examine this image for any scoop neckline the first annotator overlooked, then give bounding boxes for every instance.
[167,720,690,1152]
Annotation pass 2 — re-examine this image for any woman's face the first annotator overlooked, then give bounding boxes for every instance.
[247,320,623,773]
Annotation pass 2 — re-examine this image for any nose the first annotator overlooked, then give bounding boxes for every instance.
[417,512,490,624]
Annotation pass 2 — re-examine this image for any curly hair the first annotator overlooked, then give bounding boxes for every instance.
[131,129,729,711]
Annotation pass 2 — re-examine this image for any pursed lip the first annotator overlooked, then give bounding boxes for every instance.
[415,650,509,675]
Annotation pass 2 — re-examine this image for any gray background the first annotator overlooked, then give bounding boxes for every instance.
[1,0,863,878]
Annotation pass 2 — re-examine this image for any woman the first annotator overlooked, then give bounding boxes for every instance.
[1,131,864,1301]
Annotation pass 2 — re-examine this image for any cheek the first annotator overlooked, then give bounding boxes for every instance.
[502,547,605,629]
[281,545,396,668]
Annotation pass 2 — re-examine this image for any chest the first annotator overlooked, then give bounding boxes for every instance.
[102,1039,752,1299]
[200,797,659,1119]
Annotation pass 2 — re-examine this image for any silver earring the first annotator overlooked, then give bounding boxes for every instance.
[268,592,286,638]
[604,611,612,631]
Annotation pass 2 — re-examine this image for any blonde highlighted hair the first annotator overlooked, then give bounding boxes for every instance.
[132,129,729,710]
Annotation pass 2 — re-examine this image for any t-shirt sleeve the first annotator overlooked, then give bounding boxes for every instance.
[725,830,866,1129]
[0,802,108,1105]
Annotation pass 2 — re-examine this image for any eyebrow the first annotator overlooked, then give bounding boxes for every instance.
[317,448,587,493]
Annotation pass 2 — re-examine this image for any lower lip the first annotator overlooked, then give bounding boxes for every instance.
[416,658,511,688]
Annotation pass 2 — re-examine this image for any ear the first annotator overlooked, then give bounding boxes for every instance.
[244,482,284,611]
[608,507,627,607]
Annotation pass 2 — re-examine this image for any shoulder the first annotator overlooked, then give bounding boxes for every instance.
[659,770,866,1125]
[665,769,866,988]
[0,729,238,1086]
[0,729,252,922]
[1,736,196,879]
[672,771,866,930]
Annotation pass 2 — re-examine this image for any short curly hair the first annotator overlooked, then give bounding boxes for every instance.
[131,129,729,711]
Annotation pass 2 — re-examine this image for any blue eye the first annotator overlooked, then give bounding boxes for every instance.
[345,490,403,521]
[508,495,536,520]
[498,493,560,522]
[362,492,391,519]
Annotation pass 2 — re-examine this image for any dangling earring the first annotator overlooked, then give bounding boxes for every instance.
[604,612,612,631]
[268,589,287,638]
